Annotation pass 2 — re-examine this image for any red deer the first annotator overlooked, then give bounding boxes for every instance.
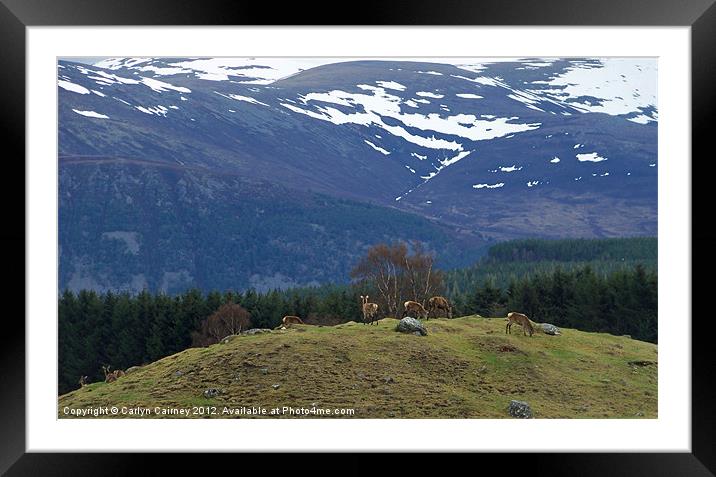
[360,295,379,325]
[78,375,88,387]
[102,365,125,383]
[505,312,535,337]
[282,315,304,327]
[404,300,428,320]
[427,296,452,319]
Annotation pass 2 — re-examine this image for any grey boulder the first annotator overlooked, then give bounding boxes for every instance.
[540,323,561,335]
[508,400,533,418]
[396,317,428,336]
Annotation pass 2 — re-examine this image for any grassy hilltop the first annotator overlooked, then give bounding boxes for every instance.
[58,316,657,419]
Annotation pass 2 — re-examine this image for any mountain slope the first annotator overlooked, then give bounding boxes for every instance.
[58,316,658,418]
[59,157,485,293]
[58,57,658,292]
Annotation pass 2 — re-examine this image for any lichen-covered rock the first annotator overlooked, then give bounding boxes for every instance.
[508,400,533,418]
[540,323,561,335]
[203,388,222,398]
[124,366,142,374]
[220,334,239,344]
[242,328,272,335]
[396,317,428,336]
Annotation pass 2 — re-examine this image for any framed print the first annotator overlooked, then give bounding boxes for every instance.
[4,0,715,473]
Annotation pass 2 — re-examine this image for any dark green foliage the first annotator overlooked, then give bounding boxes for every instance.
[444,237,656,295]
[58,284,365,395]
[486,237,657,263]
[451,265,658,344]
[58,237,658,395]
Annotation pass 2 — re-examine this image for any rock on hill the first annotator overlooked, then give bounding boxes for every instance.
[58,316,657,418]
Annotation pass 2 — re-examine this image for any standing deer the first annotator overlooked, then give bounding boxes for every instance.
[427,296,453,319]
[505,312,535,337]
[282,315,304,327]
[102,365,125,383]
[360,295,379,325]
[403,300,428,320]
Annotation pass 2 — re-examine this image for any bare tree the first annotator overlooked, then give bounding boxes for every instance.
[403,241,443,305]
[351,241,444,317]
[192,303,252,347]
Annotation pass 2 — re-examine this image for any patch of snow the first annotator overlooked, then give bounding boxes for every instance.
[91,90,106,97]
[550,157,560,163]
[577,152,608,162]
[451,74,502,87]
[500,165,523,172]
[58,80,90,94]
[88,70,140,85]
[281,86,539,151]
[376,80,406,91]
[72,109,109,119]
[440,150,472,167]
[411,152,427,160]
[527,180,540,187]
[628,114,654,124]
[416,91,444,99]
[215,91,269,106]
[473,182,505,189]
[116,57,344,84]
[141,77,192,93]
[364,140,390,155]
[135,105,169,117]
[416,70,443,76]
[531,58,657,119]
[455,93,483,99]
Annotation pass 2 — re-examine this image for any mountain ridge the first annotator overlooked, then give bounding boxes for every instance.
[58,57,657,292]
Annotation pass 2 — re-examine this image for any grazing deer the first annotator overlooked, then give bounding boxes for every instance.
[282,315,304,327]
[102,365,125,383]
[78,375,88,387]
[404,300,428,320]
[427,296,453,319]
[360,295,379,325]
[505,312,535,337]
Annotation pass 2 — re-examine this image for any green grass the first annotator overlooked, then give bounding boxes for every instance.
[58,316,657,419]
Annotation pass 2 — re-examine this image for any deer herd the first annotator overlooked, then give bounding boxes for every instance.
[81,295,538,388]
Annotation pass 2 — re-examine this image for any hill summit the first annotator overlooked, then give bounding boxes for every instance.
[59,316,657,419]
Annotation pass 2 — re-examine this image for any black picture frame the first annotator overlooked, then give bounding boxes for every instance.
[3,0,714,474]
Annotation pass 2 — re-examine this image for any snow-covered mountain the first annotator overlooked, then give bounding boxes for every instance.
[58,57,657,293]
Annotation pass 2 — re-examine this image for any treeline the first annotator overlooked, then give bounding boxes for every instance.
[485,237,657,263]
[445,237,657,294]
[58,286,364,394]
[450,264,657,344]
[59,237,658,395]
